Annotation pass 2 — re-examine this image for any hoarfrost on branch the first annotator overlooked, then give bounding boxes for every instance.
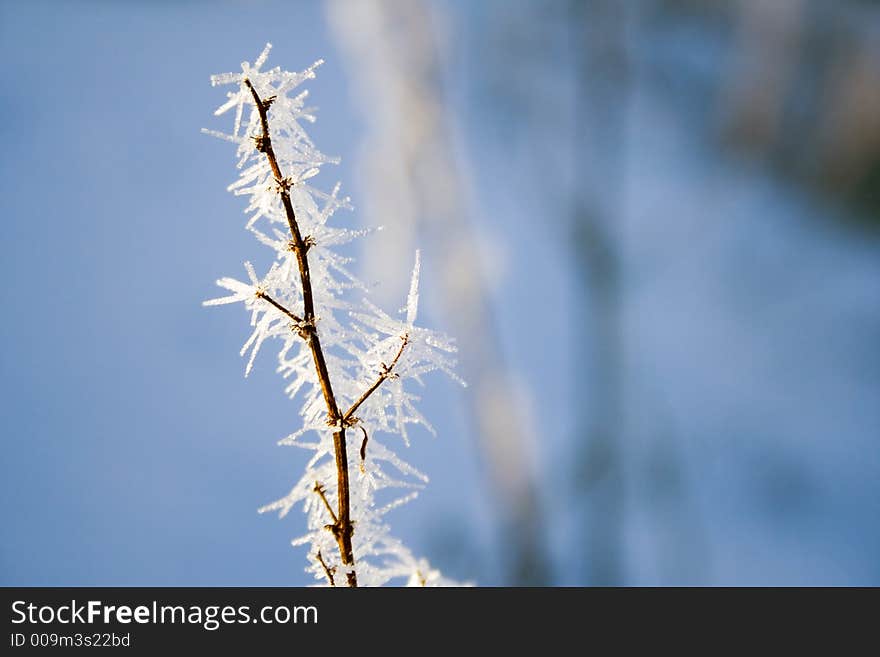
[204,44,464,586]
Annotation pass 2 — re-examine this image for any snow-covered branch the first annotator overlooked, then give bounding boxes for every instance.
[203,44,464,586]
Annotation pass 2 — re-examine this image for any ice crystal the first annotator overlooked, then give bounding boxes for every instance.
[204,44,464,586]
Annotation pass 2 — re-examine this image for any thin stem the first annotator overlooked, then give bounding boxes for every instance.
[245,78,357,586]
[315,551,336,587]
[313,481,338,525]
[255,290,303,324]
[358,426,369,462]
[358,426,369,474]
[343,334,409,423]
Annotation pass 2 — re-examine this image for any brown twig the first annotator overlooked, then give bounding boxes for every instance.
[312,481,338,525]
[343,334,409,423]
[254,290,303,324]
[315,550,336,587]
[245,78,357,586]
[358,426,369,473]
[358,426,369,461]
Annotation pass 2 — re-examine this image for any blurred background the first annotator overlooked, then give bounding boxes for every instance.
[1,0,878,586]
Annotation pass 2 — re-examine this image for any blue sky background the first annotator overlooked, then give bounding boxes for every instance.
[2,0,879,586]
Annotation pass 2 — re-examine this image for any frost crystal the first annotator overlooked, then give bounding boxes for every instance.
[204,44,464,586]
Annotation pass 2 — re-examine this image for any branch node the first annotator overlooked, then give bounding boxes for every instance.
[271,176,293,193]
[379,362,400,380]
[289,317,316,341]
[252,134,270,153]
[337,415,360,429]
[326,412,358,429]
[325,521,353,539]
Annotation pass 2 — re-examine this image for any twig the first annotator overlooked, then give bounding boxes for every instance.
[343,334,409,423]
[312,481,338,525]
[255,290,303,324]
[315,551,336,587]
[358,426,369,462]
[245,78,357,586]
[358,426,369,473]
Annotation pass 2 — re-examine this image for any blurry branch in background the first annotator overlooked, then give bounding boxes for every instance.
[473,0,634,585]
[326,0,549,585]
[471,0,715,584]
[459,0,879,584]
[719,0,880,225]
[719,0,806,155]
[569,0,630,586]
